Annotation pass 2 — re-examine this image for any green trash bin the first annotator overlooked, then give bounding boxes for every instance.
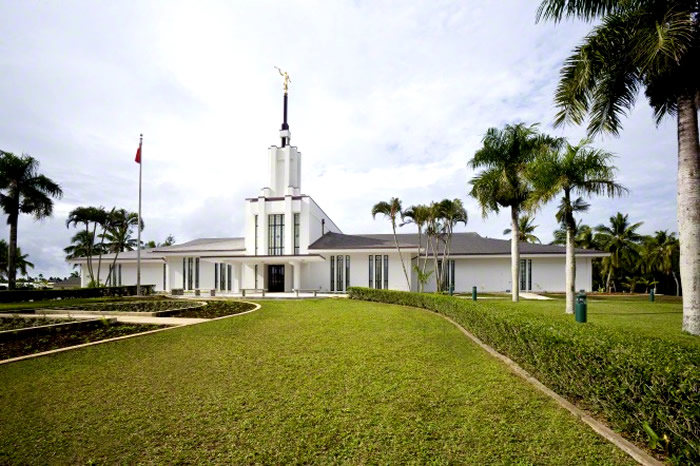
[472,286,477,301]
[649,288,655,302]
[575,290,587,323]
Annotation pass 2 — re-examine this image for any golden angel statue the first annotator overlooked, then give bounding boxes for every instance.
[274,66,291,94]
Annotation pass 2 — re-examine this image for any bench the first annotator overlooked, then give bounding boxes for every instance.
[293,289,318,297]
[241,288,266,297]
[171,288,184,296]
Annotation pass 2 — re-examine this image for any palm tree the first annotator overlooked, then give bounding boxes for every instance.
[64,230,96,270]
[103,209,141,286]
[0,239,34,281]
[469,123,556,302]
[529,140,626,313]
[437,199,468,291]
[504,214,541,243]
[372,198,411,290]
[595,213,643,293]
[402,204,432,292]
[642,230,681,296]
[536,1,699,333]
[0,151,62,289]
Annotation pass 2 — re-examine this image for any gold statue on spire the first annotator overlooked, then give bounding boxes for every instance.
[274,66,291,94]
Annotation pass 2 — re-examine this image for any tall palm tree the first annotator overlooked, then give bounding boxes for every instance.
[66,206,109,285]
[595,213,643,293]
[536,0,699,333]
[64,230,96,270]
[529,140,626,313]
[0,151,62,289]
[503,214,541,243]
[437,198,468,291]
[469,123,556,302]
[372,198,411,290]
[402,204,432,292]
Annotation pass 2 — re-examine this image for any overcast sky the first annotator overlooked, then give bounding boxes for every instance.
[0,0,679,278]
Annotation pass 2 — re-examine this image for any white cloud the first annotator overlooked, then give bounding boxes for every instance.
[0,0,680,277]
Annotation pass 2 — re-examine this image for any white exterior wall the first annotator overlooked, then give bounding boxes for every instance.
[420,256,594,293]
[79,261,165,291]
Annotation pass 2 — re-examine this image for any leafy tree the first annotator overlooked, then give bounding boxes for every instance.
[536,0,699,333]
[595,213,643,292]
[372,198,411,290]
[503,214,541,243]
[66,206,105,283]
[469,123,555,302]
[529,139,626,313]
[0,151,62,289]
[436,198,468,291]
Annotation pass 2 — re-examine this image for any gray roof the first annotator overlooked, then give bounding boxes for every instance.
[308,232,605,256]
[154,237,245,253]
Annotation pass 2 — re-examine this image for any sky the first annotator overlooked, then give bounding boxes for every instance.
[0,0,679,278]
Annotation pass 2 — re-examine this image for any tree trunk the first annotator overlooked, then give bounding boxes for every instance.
[392,222,411,291]
[7,213,18,290]
[510,207,520,302]
[677,95,700,335]
[565,218,576,314]
[672,271,680,297]
[605,265,612,293]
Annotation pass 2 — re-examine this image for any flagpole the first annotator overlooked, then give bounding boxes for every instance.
[137,134,143,296]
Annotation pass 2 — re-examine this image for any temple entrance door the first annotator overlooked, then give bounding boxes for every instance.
[268,265,285,292]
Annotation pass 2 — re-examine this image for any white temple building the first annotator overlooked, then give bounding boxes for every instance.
[70,85,606,295]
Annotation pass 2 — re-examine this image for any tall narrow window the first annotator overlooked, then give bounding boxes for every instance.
[254,265,258,289]
[330,256,335,292]
[268,214,285,255]
[451,259,456,291]
[520,259,527,291]
[375,255,382,289]
[294,213,300,255]
[337,255,344,292]
[215,263,219,290]
[220,263,226,290]
[118,264,122,286]
[383,255,389,289]
[163,264,167,290]
[182,258,186,289]
[227,264,233,291]
[528,259,532,291]
[187,258,193,290]
[108,265,113,286]
[368,255,373,288]
[195,258,200,289]
[254,215,259,255]
[345,256,350,290]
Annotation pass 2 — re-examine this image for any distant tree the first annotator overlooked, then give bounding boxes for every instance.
[0,239,34,280]
[66,206,105,283]
[529,139,626,313]
[0,151,62,289]
[536,0,700,333]
[162,234,175,246]
[469,123,556,302]
[503,214,541,243]
[595,213,643,293]
[372,198,411,290]
[436,198,468,291]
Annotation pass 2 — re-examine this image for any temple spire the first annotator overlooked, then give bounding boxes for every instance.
[275,66,291,147]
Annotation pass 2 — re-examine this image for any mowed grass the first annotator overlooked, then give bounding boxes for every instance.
[484,294,696,346]
[0,299,633,464]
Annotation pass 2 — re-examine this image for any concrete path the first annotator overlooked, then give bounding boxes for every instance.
[25,313,208,326]
[519,292,554,300]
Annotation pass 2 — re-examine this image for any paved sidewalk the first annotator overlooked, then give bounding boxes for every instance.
[29,313,208,326]
[519,292,554,300]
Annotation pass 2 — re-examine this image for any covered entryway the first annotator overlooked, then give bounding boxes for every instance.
[268,265,285,292]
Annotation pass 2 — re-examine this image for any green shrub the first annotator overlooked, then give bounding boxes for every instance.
[348,287,699,464]
[0,285,155,303]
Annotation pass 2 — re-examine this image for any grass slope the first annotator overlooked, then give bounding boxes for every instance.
[0,299,632,464]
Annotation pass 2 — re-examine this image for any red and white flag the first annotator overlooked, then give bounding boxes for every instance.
[135,142,142,164]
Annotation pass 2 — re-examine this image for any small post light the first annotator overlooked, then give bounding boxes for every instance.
[575,289,587,323]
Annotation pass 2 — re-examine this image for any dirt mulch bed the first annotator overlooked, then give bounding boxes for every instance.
[166,301,255,319]
[0,316,79,332]
[0,322,163,360]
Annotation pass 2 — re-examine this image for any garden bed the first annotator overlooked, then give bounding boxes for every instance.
[164,300,255,319]
[59,300,204,314]
[0,316,79,331]
[0,321,164,360]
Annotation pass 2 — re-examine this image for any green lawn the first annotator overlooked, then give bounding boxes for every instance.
[0,299,633,464]
[485,294,695,346]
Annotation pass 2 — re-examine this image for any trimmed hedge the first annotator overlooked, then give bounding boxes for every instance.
[348,287,699,464]
[0,285,155,303]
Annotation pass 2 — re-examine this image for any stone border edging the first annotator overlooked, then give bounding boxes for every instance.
[432,310,664,466]
[0,301,262,366]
